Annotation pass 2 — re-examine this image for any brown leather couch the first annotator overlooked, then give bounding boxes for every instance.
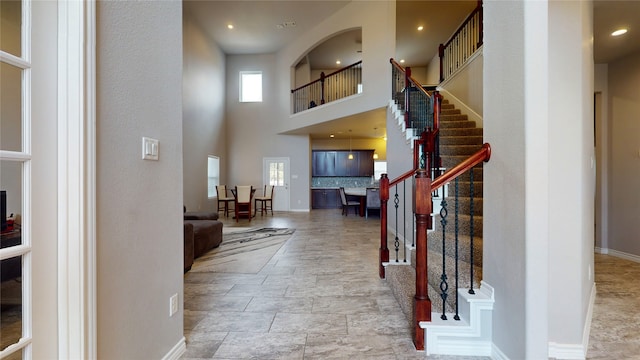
[183,208,223,272]
[183,222,195,272]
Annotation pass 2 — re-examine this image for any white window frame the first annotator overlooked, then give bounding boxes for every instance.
[239,71,262,102]
[207,156,220,198]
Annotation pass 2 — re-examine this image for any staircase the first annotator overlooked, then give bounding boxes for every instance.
[385,97,494,356]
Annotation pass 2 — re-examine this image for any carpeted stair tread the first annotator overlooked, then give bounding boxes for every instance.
[440,120,477,129]
[432,213,483,238]
[427,251,482,313]
[441,155,485,168]
[439,181,484,198]
[432,196,484,217]
[440,144,484,155]
[428,232,483,266]
[439,127,484,137]
[436,168,483,182]
[440,135,484,145]
[441,108,461,115]
[440,113,469,121]
[385,262,416,322]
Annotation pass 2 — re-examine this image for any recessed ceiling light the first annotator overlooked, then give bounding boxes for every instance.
[400,59,405,63]
[417,25,424,31]
[227,24,234,30]
[611,28,628,36]
[330,134,335,138]
[336,60,341,65]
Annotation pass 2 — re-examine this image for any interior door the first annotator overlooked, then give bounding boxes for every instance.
[263,157,290,211]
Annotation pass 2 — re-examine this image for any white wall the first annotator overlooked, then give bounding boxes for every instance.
[484,1,595,357]
[547,0,595,351]
[425,52,440,85]
[608,49,640,257]
[439,50,484,121]
[96,2,184,358]
[275,1,395,134]
[183,12,227,212]
[483,1,529,356]
[224,53,310,210]
[222,1,395,212]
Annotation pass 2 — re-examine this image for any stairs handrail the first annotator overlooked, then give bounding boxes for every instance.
[390,58,434,100]
[432,143,491,191]
[390,58,442,172]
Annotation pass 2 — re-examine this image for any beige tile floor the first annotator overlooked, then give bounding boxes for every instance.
[177,210,638,359]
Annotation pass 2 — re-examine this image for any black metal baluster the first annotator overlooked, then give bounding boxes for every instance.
[394,186,400,262]
[403,180,407,262]
[439,197,448,320]
[469,166,475,295]
[454,178,460,321]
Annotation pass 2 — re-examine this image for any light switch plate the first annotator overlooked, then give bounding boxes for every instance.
[142,137,159,161]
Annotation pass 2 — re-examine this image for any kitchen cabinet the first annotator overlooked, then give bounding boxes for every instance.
[313,150,374,177]
[311,189,341,209]
[312,151,337,177]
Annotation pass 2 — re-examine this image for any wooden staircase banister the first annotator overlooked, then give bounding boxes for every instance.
[431,143,491,191]
[390,58,434,100]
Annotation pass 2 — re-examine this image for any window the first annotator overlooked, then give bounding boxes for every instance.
[374,161,387,181]
[207,156,220,198]
[268,161,284,186]
[239,71,262,102]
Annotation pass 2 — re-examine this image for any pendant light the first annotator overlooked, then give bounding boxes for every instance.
[348,130,354,160]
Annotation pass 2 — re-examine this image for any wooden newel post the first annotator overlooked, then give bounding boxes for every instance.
[379,173,390,279]
[413,169,432,351]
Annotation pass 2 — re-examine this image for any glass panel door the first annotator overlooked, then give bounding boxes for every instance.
[1,0,32,358]
[263,158,290,211]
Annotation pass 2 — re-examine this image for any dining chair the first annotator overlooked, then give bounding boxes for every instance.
[254,185,274,216]
[365,187,381,219]
[216,185,234,217]
[234,185,254,222]
[339,187,360,216]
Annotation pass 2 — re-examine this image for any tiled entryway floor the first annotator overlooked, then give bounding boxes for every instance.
[181,210,639,359]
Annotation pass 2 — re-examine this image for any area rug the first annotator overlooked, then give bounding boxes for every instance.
[190,227,295,274]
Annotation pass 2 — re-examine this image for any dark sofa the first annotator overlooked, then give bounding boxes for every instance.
[183,209,223,272]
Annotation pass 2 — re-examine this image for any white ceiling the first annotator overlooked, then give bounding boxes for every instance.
[184,0,640,140]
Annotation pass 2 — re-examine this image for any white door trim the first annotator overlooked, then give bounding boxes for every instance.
[263,157,290,211]
[57,1,96,358]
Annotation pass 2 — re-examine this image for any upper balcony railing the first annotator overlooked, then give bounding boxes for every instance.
[291,61,362,114]
[439,1,483,83]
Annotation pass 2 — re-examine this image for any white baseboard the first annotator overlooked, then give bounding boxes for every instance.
[548,342,586,360]
[162,337,186,360]
[596,248,640,263]
[491,343,509,360]
[583,283,597,354]
[547,282,596,360]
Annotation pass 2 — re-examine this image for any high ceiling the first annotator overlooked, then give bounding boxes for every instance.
[184,0,640,140]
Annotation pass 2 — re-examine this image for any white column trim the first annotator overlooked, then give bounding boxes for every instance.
[57,0,97,358]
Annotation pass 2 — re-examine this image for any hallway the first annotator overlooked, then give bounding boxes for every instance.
[181,210,639,359]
